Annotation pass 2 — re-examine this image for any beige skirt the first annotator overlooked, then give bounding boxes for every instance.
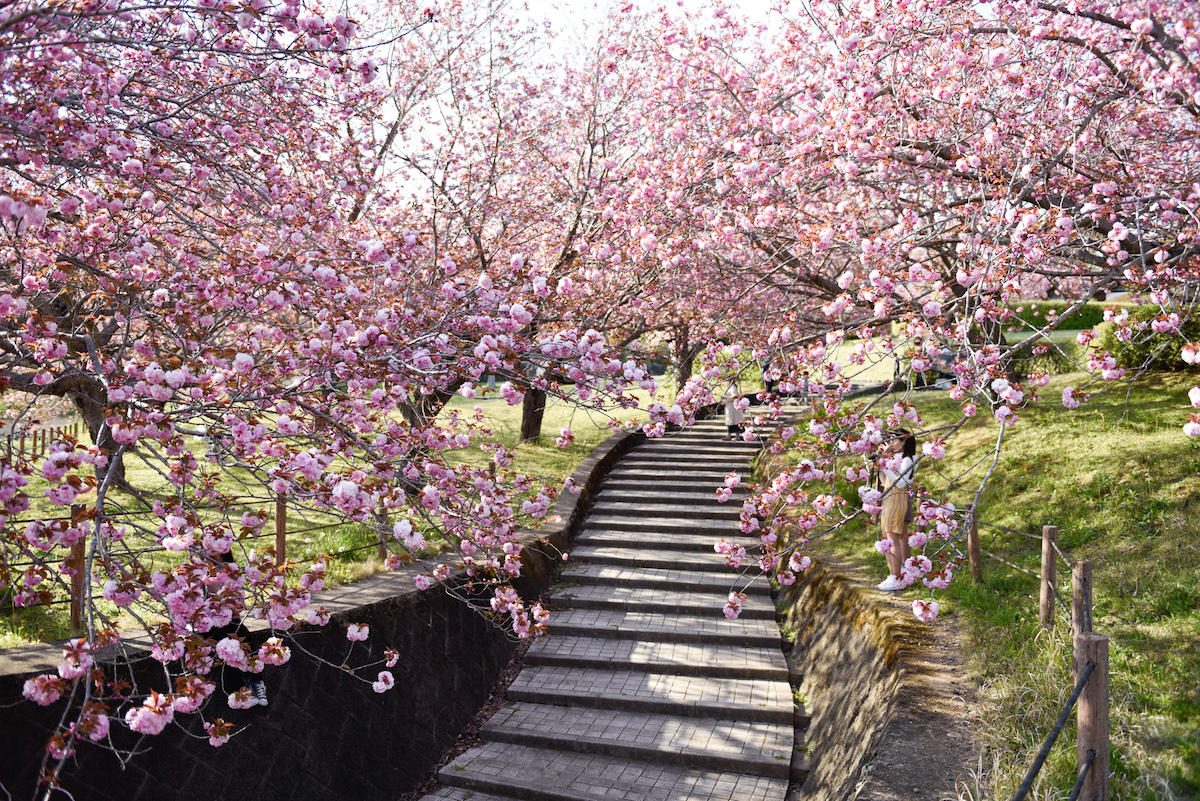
[880,489,908,533]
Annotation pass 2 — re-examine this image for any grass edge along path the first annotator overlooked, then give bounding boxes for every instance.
[802,371,1199,801]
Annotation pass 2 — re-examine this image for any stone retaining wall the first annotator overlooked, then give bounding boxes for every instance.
[0,430,642,801]
[0,584,515,801]
[777,559,974,801]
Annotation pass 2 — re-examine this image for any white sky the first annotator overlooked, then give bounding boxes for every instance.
[517,0,784,55]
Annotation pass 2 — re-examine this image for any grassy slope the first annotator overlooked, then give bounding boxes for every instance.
[804,371,1200,800]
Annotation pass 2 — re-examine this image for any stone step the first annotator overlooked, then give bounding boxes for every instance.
[642,440,763,452]
[559,563,771,596]
[525,635,790,681]
[609,455,748,470]
[604,467,745,483]
[576,528,757,553]
[545,608,782,649]
[596,486,748,502]
[633,442,762,455]
[440,741,790,801]
[580,516,742,536]
[624,445,755,457]
[506,666,795,723]
[420,788,520,801]
[588,500,743,520]
[481,702,795,779]
[547,585,776,620]
[618,456,753,470]
[568,546,761,574]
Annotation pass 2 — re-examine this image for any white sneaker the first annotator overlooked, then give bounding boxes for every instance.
[876,575,903,592]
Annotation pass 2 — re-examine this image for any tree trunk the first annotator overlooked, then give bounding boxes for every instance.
[519,387,547,443]
[674,324,693,396]
[70,377,128,489]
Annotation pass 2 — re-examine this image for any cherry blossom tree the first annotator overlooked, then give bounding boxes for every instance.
[586,0,1200,614]
[359,0,678,441]
[7,0,1200,784]
[0,0,659,784]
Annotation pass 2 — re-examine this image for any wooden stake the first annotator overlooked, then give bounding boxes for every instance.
[68,505,86,633]
[275,495,287,566]
[375,497,389,561]
[1073,560,1093,636]
[1075,632,1110,801]
[1040,525,1058,627]
[967,514,983,583]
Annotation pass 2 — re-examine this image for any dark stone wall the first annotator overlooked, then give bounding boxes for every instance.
[777,560,911,801]
[0,586,515,801]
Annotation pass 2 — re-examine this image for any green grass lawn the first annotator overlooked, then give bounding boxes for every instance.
[800,371,1200,800]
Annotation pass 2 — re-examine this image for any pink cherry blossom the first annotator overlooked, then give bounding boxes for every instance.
[372,671,395,693]
[1184,416,1200,438]
[124,693,174,735]
[205,721,233,747]
[723,592,746,621]
[912,600,940,623]
[23,675,66,706]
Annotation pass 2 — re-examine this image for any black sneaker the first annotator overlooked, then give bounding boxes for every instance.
[250,681,268,707]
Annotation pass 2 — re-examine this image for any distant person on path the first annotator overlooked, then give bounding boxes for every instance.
[761,356,777,395]
[873,429,916,592]
[722,382,745,440]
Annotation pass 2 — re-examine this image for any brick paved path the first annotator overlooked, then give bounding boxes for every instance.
[419,420,807,801]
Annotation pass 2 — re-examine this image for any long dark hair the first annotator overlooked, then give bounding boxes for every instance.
[894,428,917,460]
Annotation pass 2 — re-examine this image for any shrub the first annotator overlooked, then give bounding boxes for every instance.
[1008,337,1079,376]
[1094,304,1200,371]
[1006,300,1119,332]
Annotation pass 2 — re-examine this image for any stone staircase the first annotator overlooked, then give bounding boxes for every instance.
[420,420,807,801]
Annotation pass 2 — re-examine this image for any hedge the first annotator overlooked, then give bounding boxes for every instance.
[1095,304,1200,372]
[1005,300,1128,332]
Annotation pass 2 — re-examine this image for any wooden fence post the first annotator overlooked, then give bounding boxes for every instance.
[967,514,983,583]
[19,433,25,455]
[375,497,389,561]
[274,495,287,566]
[1073,560,1093,636]
[1075,632,1110,801]
[1040,525,1058,627]
[68,505,86,632]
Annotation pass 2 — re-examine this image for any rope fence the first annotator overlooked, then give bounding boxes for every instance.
[969,518,1110,801]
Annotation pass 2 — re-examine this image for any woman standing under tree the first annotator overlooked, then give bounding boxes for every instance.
[722,383,745,440]
[875,430,917,592]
